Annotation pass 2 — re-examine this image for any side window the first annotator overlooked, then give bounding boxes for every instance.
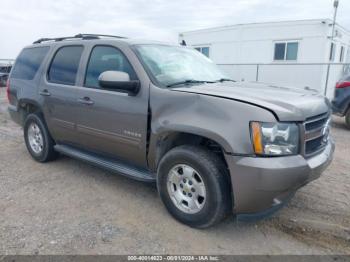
[194,46,210,58]
[48,46,83,85]
[286,42,298,60]
[274,42,298,61]
[339,46,345,62]
[11,47,49,80]
[329,43,336,62]
[85,46,137,88]
[274,43,285,60]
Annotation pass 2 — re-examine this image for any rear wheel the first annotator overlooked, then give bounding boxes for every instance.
[157,145,231,228]
[345,109,350,129]
[24,113,58,162]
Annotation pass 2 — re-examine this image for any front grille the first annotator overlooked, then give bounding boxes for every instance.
[303,112,330,157]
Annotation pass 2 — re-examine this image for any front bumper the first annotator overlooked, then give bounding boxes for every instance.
[224,139,335,217]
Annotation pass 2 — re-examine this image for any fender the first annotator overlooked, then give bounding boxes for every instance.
[147,128,232,172]
[147,85,277,171]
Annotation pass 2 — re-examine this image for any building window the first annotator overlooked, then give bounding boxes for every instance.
[273,41,298,61]
[339,46,345,62]
[329,43,336,61]
[194,46,210,57]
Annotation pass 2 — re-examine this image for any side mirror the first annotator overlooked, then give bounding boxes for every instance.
[98,71,140,95]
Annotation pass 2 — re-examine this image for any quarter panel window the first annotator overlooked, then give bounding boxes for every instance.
[48,46,83,85]
[11,47,49,80]
[85,46,137,88]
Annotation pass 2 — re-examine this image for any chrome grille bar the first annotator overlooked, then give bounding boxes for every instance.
[303,112,330,157]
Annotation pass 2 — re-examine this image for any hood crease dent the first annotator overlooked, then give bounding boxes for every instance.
[172,82,330,122]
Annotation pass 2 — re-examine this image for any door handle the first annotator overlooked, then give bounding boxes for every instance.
[39,89,51,96]
[78,97,94,105]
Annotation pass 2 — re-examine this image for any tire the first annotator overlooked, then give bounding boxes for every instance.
[157,145,232,228]
[24,113,58,162]
[346,109,350,130]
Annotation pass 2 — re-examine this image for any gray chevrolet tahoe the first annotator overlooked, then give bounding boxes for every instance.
[7,34,334,228]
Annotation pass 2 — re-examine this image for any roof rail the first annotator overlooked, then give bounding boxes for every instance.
[75,34,127,39]
[33,33,127,44]
[33,36,81,44]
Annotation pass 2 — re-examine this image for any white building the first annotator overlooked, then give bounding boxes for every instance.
[179,19,350,99]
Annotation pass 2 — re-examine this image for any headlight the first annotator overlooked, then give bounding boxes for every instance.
[250,122,299,156]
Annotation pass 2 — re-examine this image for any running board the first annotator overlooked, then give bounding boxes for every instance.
[54,144,156,183]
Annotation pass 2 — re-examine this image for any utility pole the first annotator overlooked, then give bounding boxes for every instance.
[324,0,339,96]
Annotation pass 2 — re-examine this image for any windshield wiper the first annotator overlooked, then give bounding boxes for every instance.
[166,79,214,88]
[215,78,236,82]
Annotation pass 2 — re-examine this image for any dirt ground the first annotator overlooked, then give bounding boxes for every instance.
[0,87,349,255]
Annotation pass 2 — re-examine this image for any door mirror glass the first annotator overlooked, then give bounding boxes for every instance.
[98,71,140,95]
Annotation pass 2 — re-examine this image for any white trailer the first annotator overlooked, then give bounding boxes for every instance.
[179,19,350,99]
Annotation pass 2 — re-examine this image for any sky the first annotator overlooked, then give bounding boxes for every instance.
[0,0,349,59]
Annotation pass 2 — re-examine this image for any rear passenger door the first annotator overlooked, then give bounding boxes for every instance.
[74,45,149,168]
[40,45,83,144]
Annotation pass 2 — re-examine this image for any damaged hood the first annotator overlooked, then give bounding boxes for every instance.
[172,81,330,121]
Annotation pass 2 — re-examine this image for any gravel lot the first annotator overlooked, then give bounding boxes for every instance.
[0,87,349,255]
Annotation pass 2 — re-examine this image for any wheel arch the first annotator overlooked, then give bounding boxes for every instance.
[346,100,350,114]
[148,129,231,174]
[17,98,44,126]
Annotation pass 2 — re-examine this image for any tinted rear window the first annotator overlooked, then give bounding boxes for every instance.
[48,46,83,85]
[11,47,49,80]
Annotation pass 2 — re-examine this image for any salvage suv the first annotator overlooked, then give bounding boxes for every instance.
[7,34,334,228]
[0,64,12,87]
[332,73,350,129]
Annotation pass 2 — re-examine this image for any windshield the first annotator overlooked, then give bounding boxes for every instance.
[134,44,228,87]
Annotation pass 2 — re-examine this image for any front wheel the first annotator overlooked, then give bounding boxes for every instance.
[157,145,232,228]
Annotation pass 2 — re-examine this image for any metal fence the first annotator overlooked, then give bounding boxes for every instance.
[0,59,15,65]
[0,58,349,98]
[217,62,350,98]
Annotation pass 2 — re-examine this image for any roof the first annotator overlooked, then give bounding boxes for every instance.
[32,34,127,44]
[180,18,350,35]
[30,33,178,47]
